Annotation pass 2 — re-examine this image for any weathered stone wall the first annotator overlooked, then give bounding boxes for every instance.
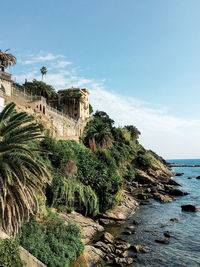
[0,77,12,96]
[0,84,89,141]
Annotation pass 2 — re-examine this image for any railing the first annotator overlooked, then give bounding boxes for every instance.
[0,86,83,124]
[0,71,12,81]
[46,105,78,122]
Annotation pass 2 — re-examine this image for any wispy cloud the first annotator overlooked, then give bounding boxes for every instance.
[24,53,64,64]
[56,61,72,68]
[13,52,200,159]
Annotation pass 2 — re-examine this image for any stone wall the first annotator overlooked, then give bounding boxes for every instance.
[0,85,89,141]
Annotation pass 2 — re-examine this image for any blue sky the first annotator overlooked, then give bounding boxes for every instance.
[1,0,200,159]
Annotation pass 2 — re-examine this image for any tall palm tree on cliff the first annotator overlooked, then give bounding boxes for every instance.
[0,49,16,72]
[84,118,113,152]
[0,102,50,235]
[40,66,47,81]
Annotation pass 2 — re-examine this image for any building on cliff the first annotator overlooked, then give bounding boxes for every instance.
[0,71,90,141]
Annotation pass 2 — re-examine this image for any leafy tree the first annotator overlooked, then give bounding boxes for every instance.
[40,66,47,81]
[83,118,113,152]
[89,104,93,115]
[124,125,141,140]
[0,102,50,235]
[93,110,114,127]
[25,79,56,99]
[0,49,16,72]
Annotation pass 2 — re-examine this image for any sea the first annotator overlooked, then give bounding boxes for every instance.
[120,159,200,267]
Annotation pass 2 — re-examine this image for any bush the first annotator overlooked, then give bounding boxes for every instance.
[137,155,152,169]
[0,238,23,267]
[124,168,136,182]
[19,212,84,267]
[65,141,123,212]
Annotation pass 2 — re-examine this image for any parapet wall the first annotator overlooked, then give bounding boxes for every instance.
[0,85,88,141]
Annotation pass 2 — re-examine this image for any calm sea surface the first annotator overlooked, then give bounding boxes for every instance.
[120,159,200,266]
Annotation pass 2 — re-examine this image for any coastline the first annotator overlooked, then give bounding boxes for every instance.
[60,161,188,266]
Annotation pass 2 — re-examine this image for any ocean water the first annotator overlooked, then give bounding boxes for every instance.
[121,159,200,267]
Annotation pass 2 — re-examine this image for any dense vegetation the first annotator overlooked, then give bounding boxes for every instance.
[0,238,22,267]
[19,211,84,267]
[0,101,161,266]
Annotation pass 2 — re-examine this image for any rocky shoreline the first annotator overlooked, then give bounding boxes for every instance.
[59,162,191,267]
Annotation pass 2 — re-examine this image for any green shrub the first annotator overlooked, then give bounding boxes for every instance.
[137,154,152,169]
[124,168,136,182]
[65,141,123,212]
[97,148,116,170]
[19,212,84,267]
[52,176,99,216]
[0,238,23,267]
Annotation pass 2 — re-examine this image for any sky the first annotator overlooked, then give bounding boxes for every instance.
[1,0,200,159]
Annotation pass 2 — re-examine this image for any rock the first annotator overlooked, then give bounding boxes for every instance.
[114,257,134,266]
[85,245,106,267]
[140,200,150,205]
[132,219,141,225]
[167,188,188,196]
[137,193,147,200]
[102,232,114,243]
[94,241,115,254]
[181,204,198,212]
[153,192,173,203]
[59,211,104,244]
[126,225,135,231]
[103,192,138,221]
[98,218,113,225]
[163,231,171,238]
[166,179,181,186]
[155,238,169,244]
[135,170,156,184]
[122,230,132,235]
[170,218,182,222]
[114,241,131,251]
[175,173,184,176]
[131,245,151,253]
[196,176,200,179]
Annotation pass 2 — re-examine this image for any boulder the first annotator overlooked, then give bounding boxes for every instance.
[174,173,184,176]
[94,241,115,254]
[181,205,198,212]
[102,232,114,244]
[114,257,134,266]
[135,170,156,184]
[167,188,188,196]
[196,176,200,179]
[122,230,132,235]
[114,241,131,251]
[153,193,173,203]
[85,245,106,267]
[132,220,141,225]
[131,245,151,253]
[163,231,171,238]
[126,225,135,231]
[59,211,104,244]
[155,238,169,244]
[170,218,183,223]
[103,191,138,221]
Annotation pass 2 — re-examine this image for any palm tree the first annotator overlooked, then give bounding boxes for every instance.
[0,102,50,235]
[85,119,113,152]
[40,66,47,81]
[0,49,17,72]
